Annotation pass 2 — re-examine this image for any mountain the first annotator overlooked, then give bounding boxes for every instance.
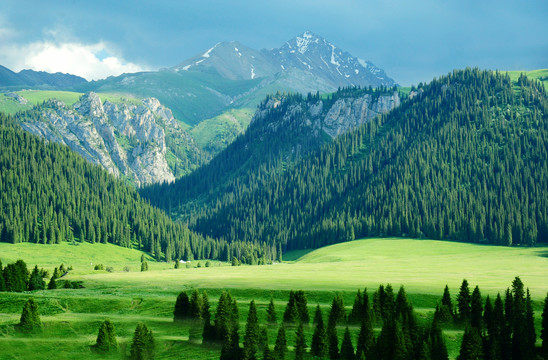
[143,69,548,250]
[16,92,206,185]
[0,65,87,89]
[140,87,400,217]
[176,31,395,88]
[262,31,394,88]
[80,31,395,127]
[0,112,277,263]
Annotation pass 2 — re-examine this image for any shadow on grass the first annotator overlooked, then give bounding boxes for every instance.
[282,249,315,262]
[538,251,548,258]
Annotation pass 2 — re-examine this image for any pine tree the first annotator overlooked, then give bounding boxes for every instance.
[283,291,298,324]
[541,292,548,357]
[0,260,5,291]
[17,297,41,333]
[356,317,374,360]
[267,297,277,324]
[430,319,449,360]
[327,315,339,360]
[294,322,306,360]
[140,261,148,272]
[92,319,118,353]
[524,289,536,358]
[470,286,483,329]
[28,265,45,291]
[263,343,275,360]
[457,327,483,360]
[202,291,214,342]
[348,289,364,324]
[340,327,355,360]
[47,274,57,290]
[189,289,203,319]
[130,323,154,360]
[274,324,288,360]
[328,295,345,327]
[457,279,471,323]
[311,305,328,359]
[173,291,191,321]
[243,300,260,360]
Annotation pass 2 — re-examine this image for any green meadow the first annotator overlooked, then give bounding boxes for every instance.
[0,238,547,359]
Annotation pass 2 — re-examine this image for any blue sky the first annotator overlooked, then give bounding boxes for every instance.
[0,0,546,85]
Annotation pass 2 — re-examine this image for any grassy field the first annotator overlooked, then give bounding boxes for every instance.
[0,238,547,359]
[506,68,548,89]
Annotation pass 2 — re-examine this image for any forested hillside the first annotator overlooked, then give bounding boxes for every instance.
[148,69,547,250]
[141,86,399,217]
[0,114,277,264]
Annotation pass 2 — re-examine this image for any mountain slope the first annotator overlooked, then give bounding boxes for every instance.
[146,69,547,249]
[81,32,395,127]
[140,87,400,219]
[0,113,277,264]
[15,92,205,185]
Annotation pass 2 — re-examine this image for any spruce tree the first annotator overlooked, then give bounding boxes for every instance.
[274,324,287,360]
[340,327,355,360]
[130,323,154,360]
[173,291,190,321]
[328,295,345,326]
[28,265,45,291]
[202,291,214,342]
[524,289,536,358]
[348,289,364,324]
[0,260,5,291]
[457,279,471,323]
[470,286,483,329]
[263,343,275,360]
[17,297,41,333]
[189,289,203,319]
[457,327,483,360]
[47,274,57,290]
[356,317,374,360]
[327,316,339,360]
[92,319,118,353]
[243,300,260,360]
[311,305,328,359]
[267,297,277,324]
[294,322,306,360]
[429,319,449,360]
[283,291,298,324]
[541,292,548,357]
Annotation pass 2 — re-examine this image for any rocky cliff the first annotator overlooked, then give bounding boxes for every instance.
[20,92,204,186]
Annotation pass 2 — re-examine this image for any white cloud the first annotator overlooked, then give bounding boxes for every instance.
[1,41,147,81]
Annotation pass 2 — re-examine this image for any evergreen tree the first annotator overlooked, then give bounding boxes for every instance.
[202,291,214,342]
[295,291,310,324]
[348,289,364,324]
[129,323,155,360]
[457,279,471,323]
[267,297,277,324]
[47,274,57,290]
[189,289,203,319]
[92,319,118,353]
[470,286,483,329]
[524,289,536,358]
[374,318,406,360]
[294,322,306,360]
[356,317,374,360]
[429,319,449,360]
[17,297,41,333]
[274,324,288,360]
[283,291,298,324]
[311,305,329,359]
[542,292,548,356]
[340,327,355,360]
[141,261,148,272]
[173,291,191,321]
[457,327,483,360]
[243,300,260,360]
[328,295,345,326]
[327,316,339,360]
[28,265,45,291]
[263,343,275,360]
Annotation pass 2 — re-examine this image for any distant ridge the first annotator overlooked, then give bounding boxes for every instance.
[0,65,87,89]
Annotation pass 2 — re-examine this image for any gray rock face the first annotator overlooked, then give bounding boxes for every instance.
[20,92,200,185]
[321,92,400,137]
[253,91,400,140]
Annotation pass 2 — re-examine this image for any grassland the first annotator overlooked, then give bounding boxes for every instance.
[0,238,547,359]
[506,68,548,89]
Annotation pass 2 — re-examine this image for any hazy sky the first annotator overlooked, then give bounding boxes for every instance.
[1,0,546,85]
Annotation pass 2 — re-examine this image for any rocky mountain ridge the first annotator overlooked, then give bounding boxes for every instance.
[175,31,396,89]
[20,92,204,185]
